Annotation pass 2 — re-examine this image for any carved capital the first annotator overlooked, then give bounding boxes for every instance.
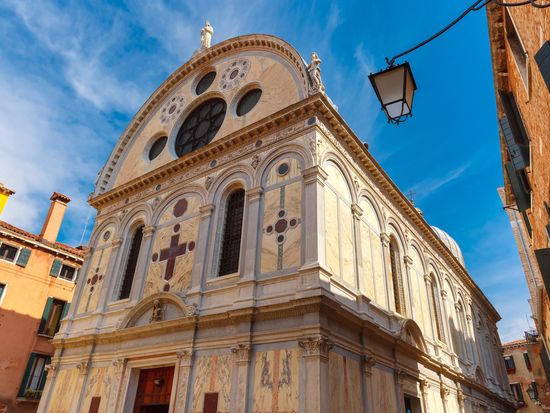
[176,350,193,367]
[380,232,391,247]
[199,204,215,219]
[424,273,432,284]
[112,237,124,248]
[231,343,251,364]
[403,255,413,266]
[45,362,59,378]
[142,225,156,238]
[440,385,450,400]
[302,165,327,185]
[395,369,407,386]
[457,389,465,405]
[246,186,263,201]
[351,202,363,219]
[112,358,127,372]
[298,335,332,358]
[466,313,472,322]
[362,354,376,376]
[76,360,90,375]
[420,379,430,395]
[441,290,448,300]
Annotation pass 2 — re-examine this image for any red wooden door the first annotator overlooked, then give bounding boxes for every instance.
[133,366,174,413]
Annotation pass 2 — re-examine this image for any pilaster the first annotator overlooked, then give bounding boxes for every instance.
[380,232,392,310]
[299,335,332,413]
[107,358,127,413]
[71,359,91,413]
[300,166,327,270]
[172,350,193,413]
[420,379,431,413]
[351,202,365,295]
[188,203,214,298]
[362,354,376,413]
[231,343,251,412]
[97,237,124,312]
[131,224,156,304]
[36,362,59,413]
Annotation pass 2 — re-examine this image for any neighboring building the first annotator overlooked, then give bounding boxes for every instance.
[486,0,550,402]
[39,31,514,413]
[503,333,550,412]
[0,192,84,413]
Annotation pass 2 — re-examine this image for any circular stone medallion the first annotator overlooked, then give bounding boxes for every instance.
[160,94,186,124]
[220,59,250,90]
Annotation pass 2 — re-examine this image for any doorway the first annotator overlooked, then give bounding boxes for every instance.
[132,366,174,413]
[404,395,422,413]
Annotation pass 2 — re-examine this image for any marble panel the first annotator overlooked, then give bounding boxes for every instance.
[158,196,201,225]
[264,157,302,187]
[359,198,380,233]
[79,367,114,413]
[371,368,397,412]
[324,189,340,278]
[144,215,199,296]
[191,355,232,413]
[359,221,375,299]
[77,246,113,314]
[252,349,299,413]
[48,368,79,413]
[328,352,362,413]
[324,163,351,202]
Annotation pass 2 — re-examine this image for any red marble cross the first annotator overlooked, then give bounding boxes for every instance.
[153,230,195,281]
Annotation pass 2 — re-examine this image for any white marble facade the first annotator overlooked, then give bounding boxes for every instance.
[38,34,515,413]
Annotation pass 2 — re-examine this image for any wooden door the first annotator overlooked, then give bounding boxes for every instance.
[133,366,174,413]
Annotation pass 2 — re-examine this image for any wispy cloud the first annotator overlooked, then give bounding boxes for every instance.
[410,162,471,201]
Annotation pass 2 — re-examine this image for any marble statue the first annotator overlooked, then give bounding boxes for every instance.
[200,21,214,49]
[307,52,325,94]
[150,299,164,322]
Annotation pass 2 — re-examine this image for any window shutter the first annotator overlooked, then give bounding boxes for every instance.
[535,40,550,91]
[535,248,550,298]
[38,297,54,334]
[16,248,31,267]
[504,162,531,212]
[39,356,51,391]
[499,116,529,171]
[498,90,530,150]
[18,353,36,396]
[49,259,62,277]
[61,301,70,320]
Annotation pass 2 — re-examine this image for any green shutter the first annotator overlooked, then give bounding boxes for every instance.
[505,162,531,212]
[49,259,62,277]
[18,353,36,397]
[38,356,51,391]
[61,301,70,320]
[38,297,54,334]
[16,248,31,267]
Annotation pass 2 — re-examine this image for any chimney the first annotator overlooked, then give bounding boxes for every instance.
[0,182,15,215]
[40,192,71,243]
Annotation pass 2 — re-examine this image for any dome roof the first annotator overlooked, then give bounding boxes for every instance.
[431,226,465,267]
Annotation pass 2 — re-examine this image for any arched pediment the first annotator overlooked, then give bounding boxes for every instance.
[118,292,197,329]
[396,318,427,353]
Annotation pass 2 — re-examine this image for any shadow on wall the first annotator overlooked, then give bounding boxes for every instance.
[0,308,48,413]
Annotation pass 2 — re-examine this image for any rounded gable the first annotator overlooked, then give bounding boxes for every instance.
[94,34,311,196]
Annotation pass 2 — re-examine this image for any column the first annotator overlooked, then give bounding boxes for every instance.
[66,247,93,319]
[424,274,437,344]
[351,203,364,292]
[300,166,327,271]
[70,359,91,412]
[440,384,450,413]
[188,203,214,298]
[361,354,376,413]
[380,233,392,311]
[131,224,156,304]
[420,379,430,413]
[394,369,406,413]
[402,255,413,318]
[299,335,331,413]
[241,187,262,280]
[172,350,193,413]
[231,343,251,412]
[36,362,59,413]
[107,358,127,413]
[456,388,466,413]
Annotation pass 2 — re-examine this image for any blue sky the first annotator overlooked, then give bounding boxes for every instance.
[0,0,532,341]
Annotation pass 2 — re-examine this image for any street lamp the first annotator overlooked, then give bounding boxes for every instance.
[368,62,417,125]
[369,0,550,125]
[526,382,540,404]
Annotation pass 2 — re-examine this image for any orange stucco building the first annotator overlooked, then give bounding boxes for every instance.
[0,190,84,413]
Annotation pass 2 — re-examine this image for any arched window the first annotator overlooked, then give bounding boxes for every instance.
[429,278,445,342]
[218,189,245,276]
[389,238,405,315]
[119,225,144,300]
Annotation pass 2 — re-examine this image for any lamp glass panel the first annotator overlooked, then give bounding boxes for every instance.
[373,66,406,105]
[404,70,415,113]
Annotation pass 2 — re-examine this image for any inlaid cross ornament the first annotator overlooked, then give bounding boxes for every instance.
[151,224,195,281]
[264,209,300,245]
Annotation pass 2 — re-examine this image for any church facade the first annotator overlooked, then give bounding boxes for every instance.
[38,32,515,413]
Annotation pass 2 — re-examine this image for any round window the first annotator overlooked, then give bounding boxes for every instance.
[236,88,262,116]
[148,136,167,160]
[175,98,226,157]
[196,71,216,95]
